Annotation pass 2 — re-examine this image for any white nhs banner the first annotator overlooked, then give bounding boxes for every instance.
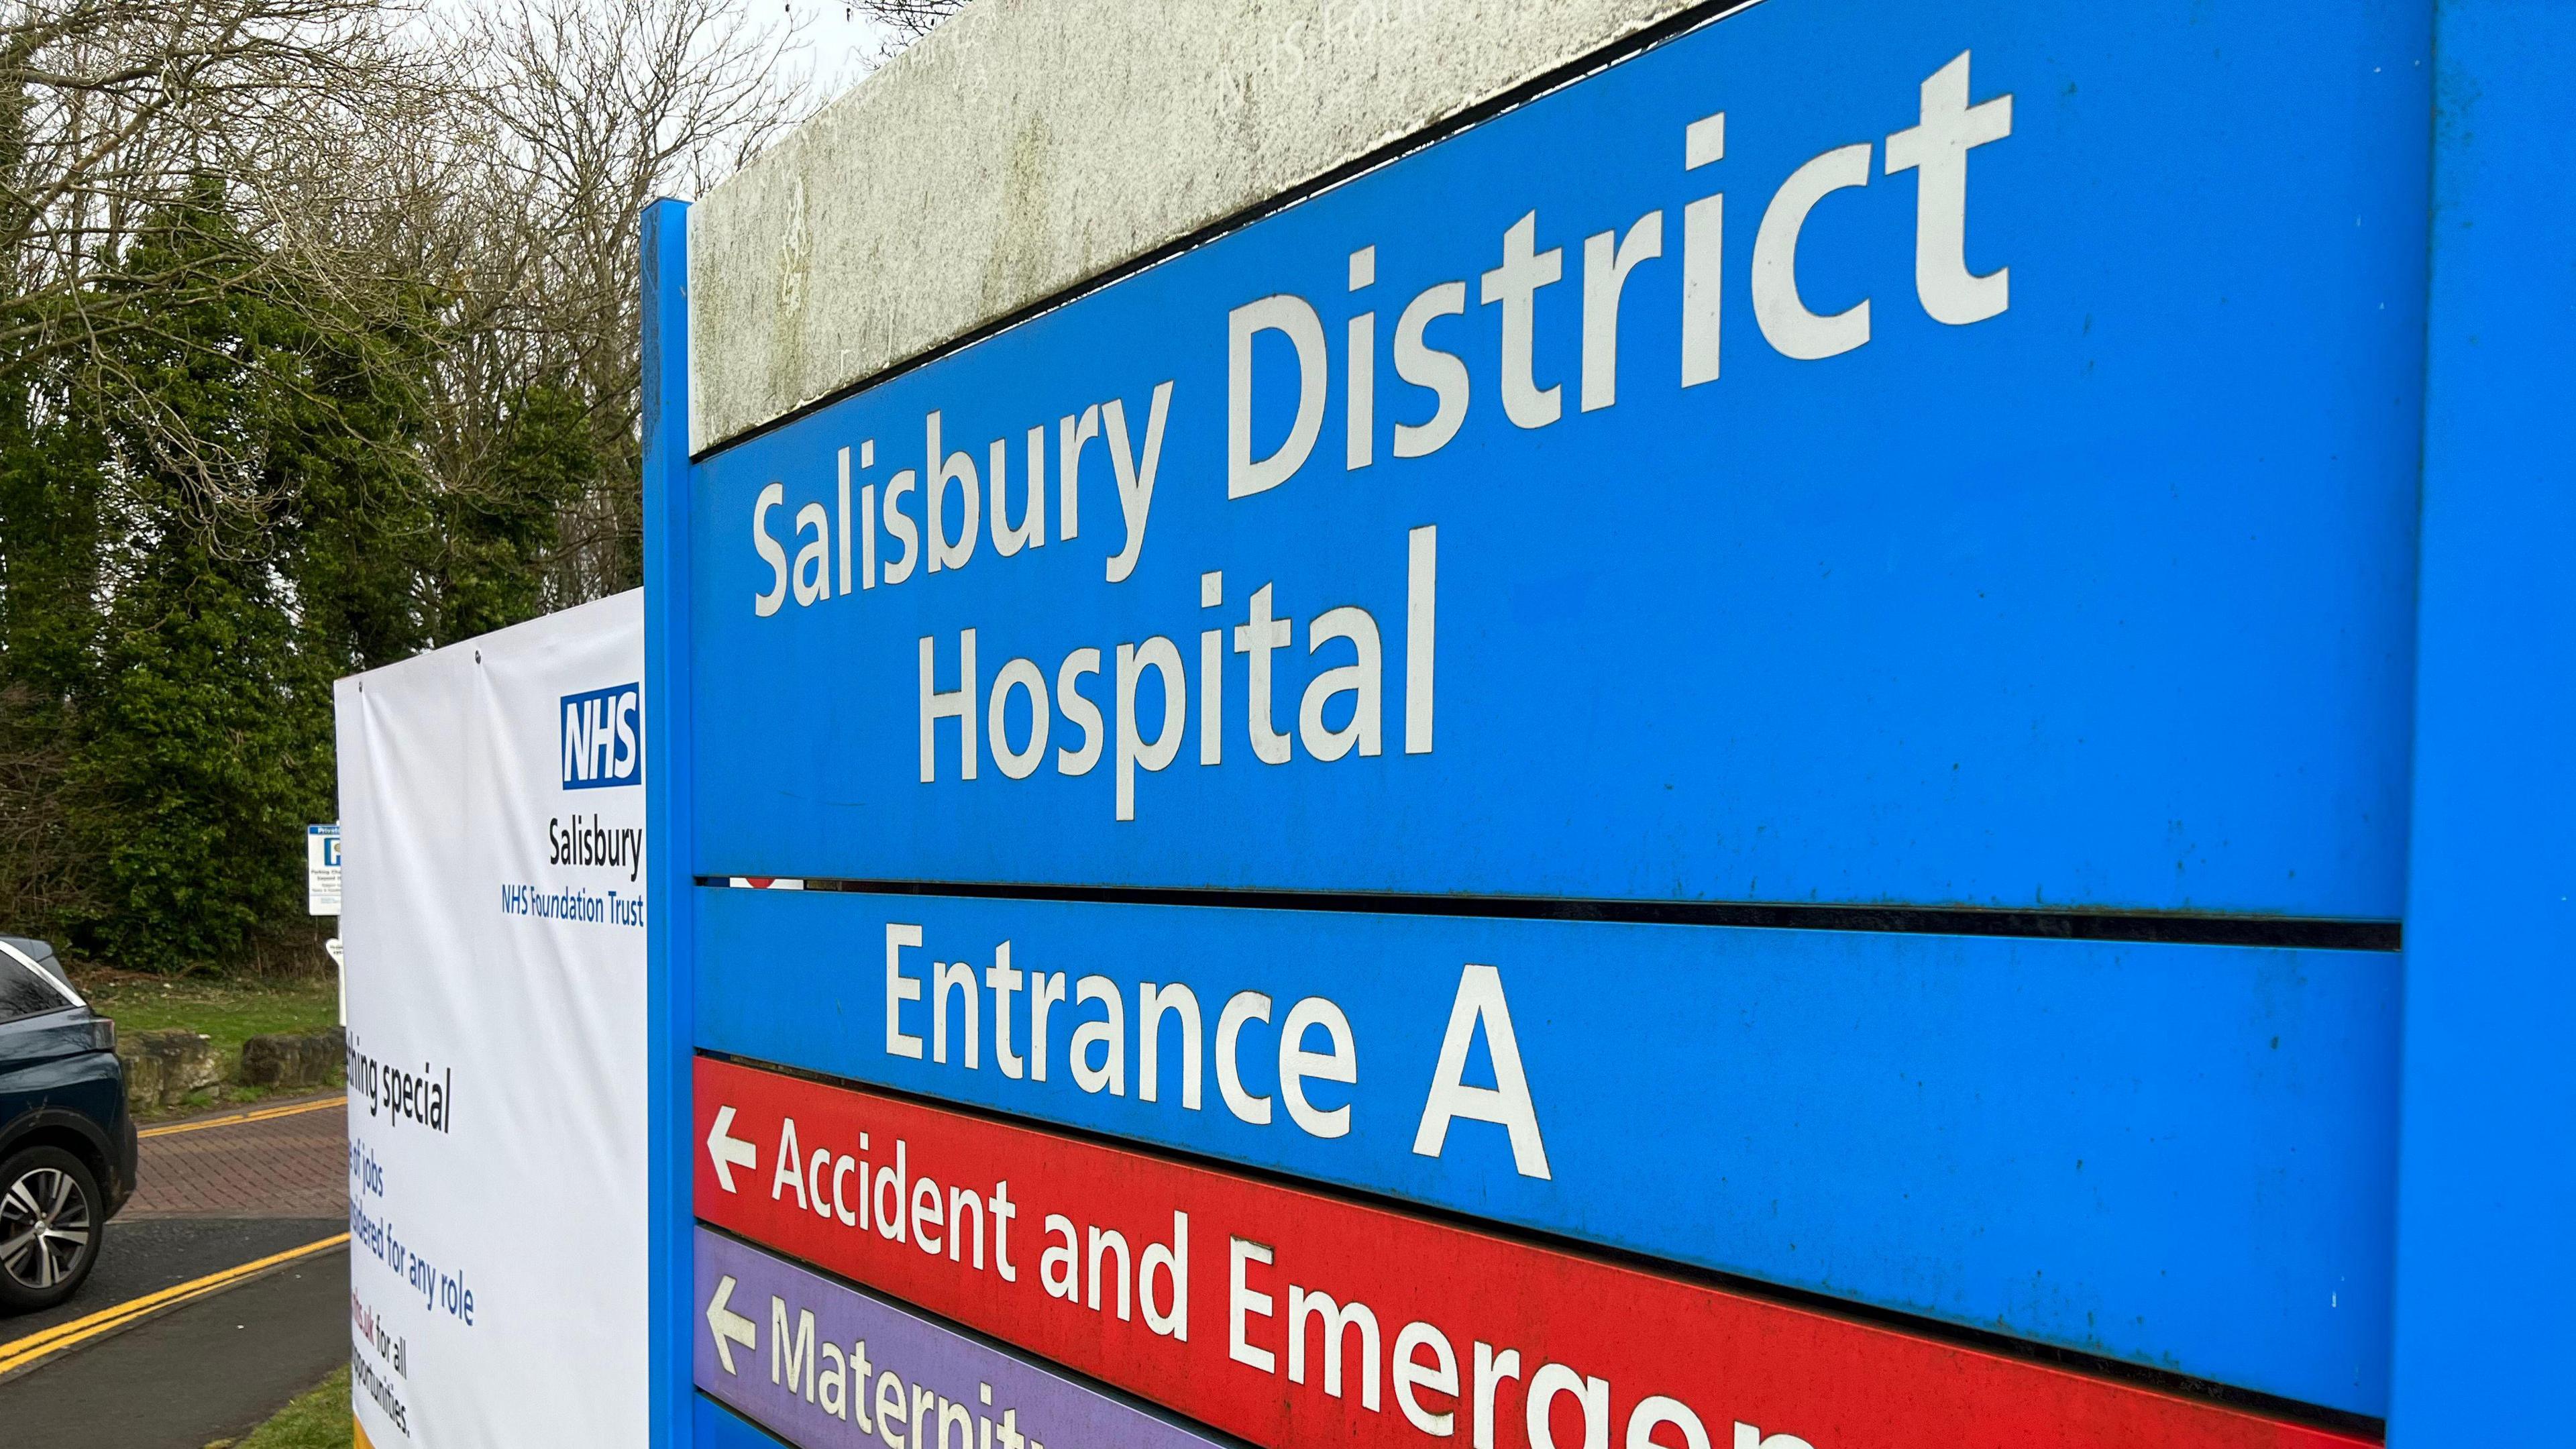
[561,682,643,789]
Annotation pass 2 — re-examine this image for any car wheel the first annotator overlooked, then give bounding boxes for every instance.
[0,1146,102,1313]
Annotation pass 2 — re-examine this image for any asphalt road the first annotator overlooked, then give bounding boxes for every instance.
[2,1216,341,1344]
[0,1240,349,1448]
[0,1095,350,1446]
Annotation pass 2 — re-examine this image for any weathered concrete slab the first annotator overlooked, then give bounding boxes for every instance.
[686,0,1720,451]
[119,1028,220,1109]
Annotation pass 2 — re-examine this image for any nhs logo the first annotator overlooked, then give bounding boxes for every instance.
[561,683,643,790]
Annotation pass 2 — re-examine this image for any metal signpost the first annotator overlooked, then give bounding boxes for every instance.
[643,3,2574,1446]
[309,822,345,1022]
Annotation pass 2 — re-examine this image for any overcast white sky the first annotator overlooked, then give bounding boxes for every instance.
[769,0,899,102]
[411,0,902,113]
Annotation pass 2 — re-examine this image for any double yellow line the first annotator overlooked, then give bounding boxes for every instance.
[0,1232,349,1378]
[138,1095,343,1140]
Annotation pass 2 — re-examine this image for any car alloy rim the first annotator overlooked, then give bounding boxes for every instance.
[0,1167,92,1291]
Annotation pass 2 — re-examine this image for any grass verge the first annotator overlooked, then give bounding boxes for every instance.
[76,969,343,1119]
[219,1364,350,1448]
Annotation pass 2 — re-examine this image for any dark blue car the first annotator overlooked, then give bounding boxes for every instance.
[0,935,136,1313]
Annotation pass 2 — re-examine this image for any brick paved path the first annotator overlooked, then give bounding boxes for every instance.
[120,1097,348,1220]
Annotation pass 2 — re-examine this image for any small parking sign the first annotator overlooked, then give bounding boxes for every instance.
[307,823,341,916]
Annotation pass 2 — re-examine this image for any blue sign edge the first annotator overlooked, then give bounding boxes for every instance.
[645,195,699,1449]
[2387,2,2576,1444]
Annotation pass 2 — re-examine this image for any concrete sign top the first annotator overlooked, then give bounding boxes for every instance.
[686,0,1713,453]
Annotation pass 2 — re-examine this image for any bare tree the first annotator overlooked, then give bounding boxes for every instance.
[0,0,449,517]
[860,0,965,46]
[0,0,818,960]
[0,0,810,586]
[420,0,812,607]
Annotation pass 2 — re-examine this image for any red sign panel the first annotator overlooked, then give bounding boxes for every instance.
[695,1057,2368,1449]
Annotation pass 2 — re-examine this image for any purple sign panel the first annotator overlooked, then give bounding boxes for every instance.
[692,1226,1230,1449]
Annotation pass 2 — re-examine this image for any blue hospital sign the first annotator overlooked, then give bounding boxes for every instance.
[561,683,644,790]
[641,0,2576,1442]
[668,1,2426,1406]
[688,14,2418,918]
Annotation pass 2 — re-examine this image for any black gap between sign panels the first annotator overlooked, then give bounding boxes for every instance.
[690,879,2399,952]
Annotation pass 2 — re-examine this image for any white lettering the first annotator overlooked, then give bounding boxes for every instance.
[1753,143,1873,360]
[753,483,789,616]
[836,447,854,594]
[1042,1215,1079,1300]
[1086,1224,1130,1319]
[1627,1398,1710,1449]
[1138,981,1203,1109]
[987,944,1026,1079]
[1473,1342,1522,1449]
[1481,211,1564,429]
[1142,1212,1189,1340]
[1029,971,1067,1083]
[1347,248,1376,470]
[1235,584,1293,765]
[1526,1364,1609,1449]
[1228,296,1326,498]
[1114,637,1186,822]
[771,1299,818,1399]
[918,631,979,784]
[1057,405,1099,543]
[932,959,979,1069]
[1055,649,1104,777]
[1071,974,1126,1095]
[885,924,925,1060]
[1217,990,1274,1126]
[924,411,981,574]
[1580,210,1662,411]
[1407,526,1436,755]
[1396,1322,1460,1436]
[1281,996,1358,1139]
[1391,282,1469,458]
[1681,111,1725,387]
[1300,606,1383,762]
[771,1118,808,1208]
[1229,1237,1277,1373]
[794,502,830,606]
[1884,51,2011,326]
[989,659,1051,781]
[1104,383,1174,582]
[881,469,920,584]
[991,425,1046,555]
[1413,963,1552,1179]
[1290,1287,1383,1409]
[1199,572,1225,767]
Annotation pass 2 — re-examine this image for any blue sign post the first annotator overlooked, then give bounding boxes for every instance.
[2389,1,2576,1440]
[641,2,2575,1445]
[642,195,700,1449]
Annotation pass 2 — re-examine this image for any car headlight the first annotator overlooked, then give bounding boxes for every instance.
[91,1016,116,1053]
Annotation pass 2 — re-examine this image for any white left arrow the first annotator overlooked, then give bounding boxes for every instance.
[706,1274,757,1375]
[706,1106,757,1193]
